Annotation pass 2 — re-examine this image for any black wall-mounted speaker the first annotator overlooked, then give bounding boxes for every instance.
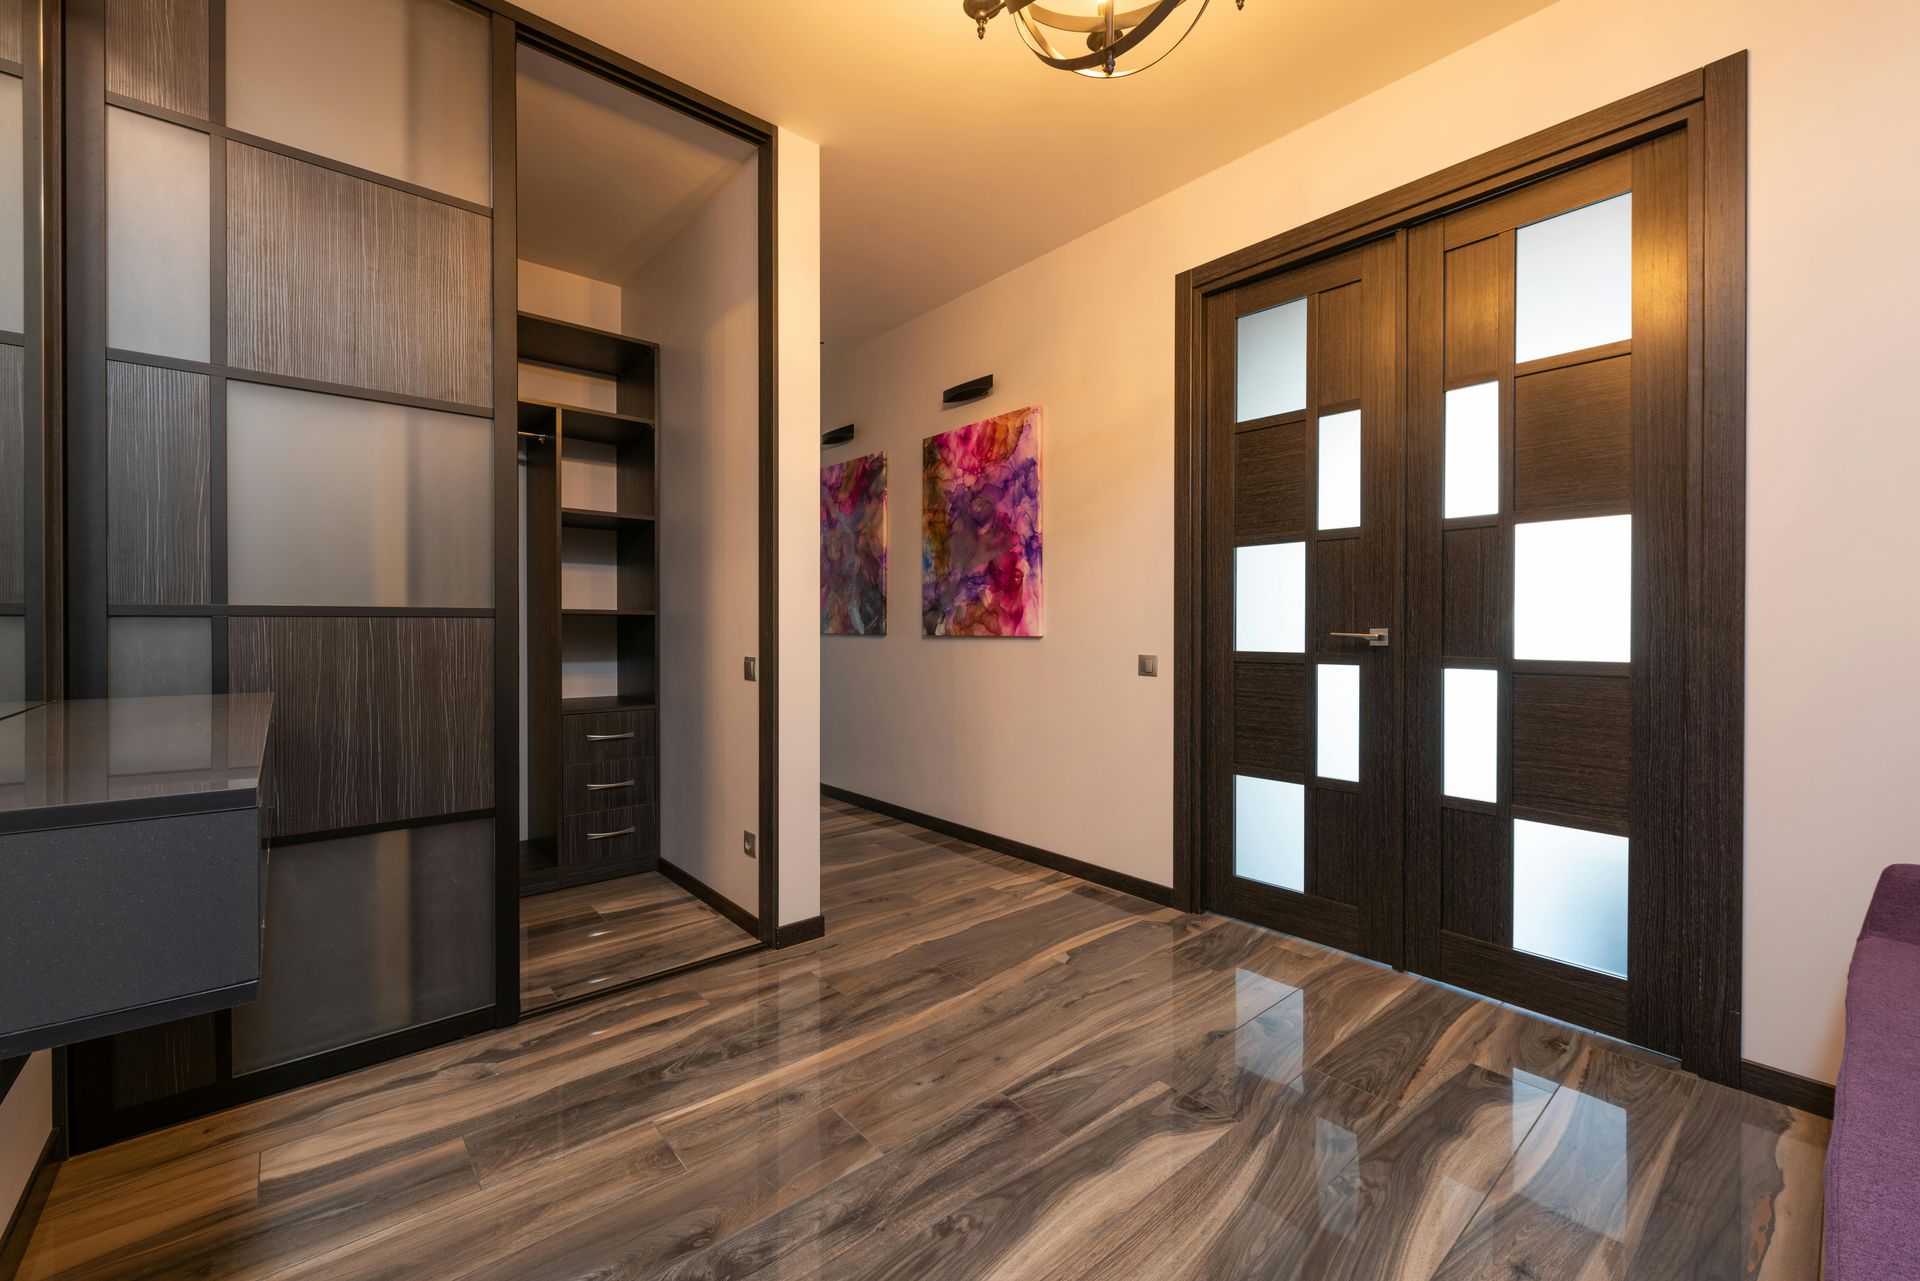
[942,375,993,407]
[822,424,855,447]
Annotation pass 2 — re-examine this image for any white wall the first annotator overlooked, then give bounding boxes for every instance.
[623,160,763,918]
[0,1053,51,1228]
[776,130,823,927]
[822,0,1920,1083]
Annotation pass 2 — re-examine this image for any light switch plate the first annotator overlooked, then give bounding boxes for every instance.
[1138,655,1158,677]
[743,657,758,682]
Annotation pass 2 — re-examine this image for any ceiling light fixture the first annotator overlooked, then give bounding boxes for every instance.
[963,0,1244,79]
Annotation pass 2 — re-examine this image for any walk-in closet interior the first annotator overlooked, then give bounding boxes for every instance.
[513,44,762,1012]
[21,0,774,1150]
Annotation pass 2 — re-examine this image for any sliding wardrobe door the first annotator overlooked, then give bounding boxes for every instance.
[1203,237,1405,964]
[1405,141,1690,1050]
[63,0,509,1147]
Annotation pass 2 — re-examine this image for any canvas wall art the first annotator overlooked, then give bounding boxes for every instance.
[820,451,889,635]
[922,405,1043,637]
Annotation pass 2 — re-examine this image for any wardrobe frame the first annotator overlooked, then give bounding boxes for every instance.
[39,0,793,1151]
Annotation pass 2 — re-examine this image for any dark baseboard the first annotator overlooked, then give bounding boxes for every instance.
[0,1128,60,1281]
[657,858,759,937]
[773,915,825,947]
[822,784,1176,909]
[1740,1058,1836,1118]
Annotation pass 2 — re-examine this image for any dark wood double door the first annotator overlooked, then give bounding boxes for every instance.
[1204,135,1692,1054]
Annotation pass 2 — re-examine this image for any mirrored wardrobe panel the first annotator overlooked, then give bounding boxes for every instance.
[0,0,47,710]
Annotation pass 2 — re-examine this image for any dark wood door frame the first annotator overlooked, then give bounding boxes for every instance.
[1173,54,1748,1084]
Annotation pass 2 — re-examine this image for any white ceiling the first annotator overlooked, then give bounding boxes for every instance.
[516,45,756,285]
[516,0,1559,346]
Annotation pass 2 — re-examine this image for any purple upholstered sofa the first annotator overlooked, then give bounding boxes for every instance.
[1826,863,1920,1280]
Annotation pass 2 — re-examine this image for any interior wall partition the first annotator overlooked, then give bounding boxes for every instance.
[51,0,784,1150]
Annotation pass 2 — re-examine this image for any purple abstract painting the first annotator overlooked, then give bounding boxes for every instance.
[821,452,888,635]
[922,405,1043,637]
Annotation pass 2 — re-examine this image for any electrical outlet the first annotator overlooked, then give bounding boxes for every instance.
[743,831,757,859]
[1138,654,1158,677]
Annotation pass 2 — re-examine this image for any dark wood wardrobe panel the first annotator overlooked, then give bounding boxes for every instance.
[1441,807,1508,945]
[0,345,20,605]
[109,1015,219,1108]
[107,361,211,605]
[0,0,19,65]
[226,143,491,407]
[105,0,210,117]
[228,616,493,838]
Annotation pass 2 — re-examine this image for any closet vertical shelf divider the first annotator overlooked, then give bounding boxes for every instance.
[519,312,662,895]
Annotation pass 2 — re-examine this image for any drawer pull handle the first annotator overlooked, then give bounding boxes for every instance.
[584,731,635,743]
[585,779,635,792]
[587,826,636,840]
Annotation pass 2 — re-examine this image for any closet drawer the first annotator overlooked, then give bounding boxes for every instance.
[561,805,656,867]
[564,759,655,815]
[563,708,655,766]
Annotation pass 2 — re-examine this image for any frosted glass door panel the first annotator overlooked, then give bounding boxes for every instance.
[107,108,210,360]
[0,618,21,703]
[1512,818,1628,978]
[1444,382,1499,518]
[1443,668,1498,802]
[1515,193,1632,363]
[1316,663,1360,782]
[1236,298,1306,422]
[227,382,492,607]
[1513,515,1631,662]
[1235,775,1304,893]
[1234,542,1305,653]
[227,0,491,205]
[1317,410,1362,530]
[0,74,22,333]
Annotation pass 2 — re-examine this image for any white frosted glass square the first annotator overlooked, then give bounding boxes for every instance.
[1234,542,1305,653]
[1317,410,1361,530]
[0,74,24,333]
[1235,774,1304,893]
[227,382,492,607]
[1316,663,1360,782]
[1443,668,1498,802]
[1444,382,1499,518]
[227,0,491,205]
[1515,193,1632,363]
[1513,818,1628,978]
[107,108,210,360]
[1514,515,1631,662]
[1236,297,1306,422]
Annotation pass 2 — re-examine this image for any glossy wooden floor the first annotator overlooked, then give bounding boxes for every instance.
[19,798,1827,1280]
[519,870,758,1011]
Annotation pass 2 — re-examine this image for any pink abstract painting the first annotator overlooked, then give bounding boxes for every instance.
[922,405,1043,637]
[821,452,889,635]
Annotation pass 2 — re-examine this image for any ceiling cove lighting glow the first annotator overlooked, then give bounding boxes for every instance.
[962,0,1246,79]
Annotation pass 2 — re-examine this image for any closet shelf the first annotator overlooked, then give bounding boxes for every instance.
[518,312,655,378]
[561,608,657,618]
[560,694,657,715]
[517,399,655,445]
[561,507,654,531]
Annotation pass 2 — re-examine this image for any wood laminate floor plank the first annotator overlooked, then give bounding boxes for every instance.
[20,801,1830,1281]
[518,871,758,1009]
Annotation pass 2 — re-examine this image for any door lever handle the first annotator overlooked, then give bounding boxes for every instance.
[1328,628,1390,648]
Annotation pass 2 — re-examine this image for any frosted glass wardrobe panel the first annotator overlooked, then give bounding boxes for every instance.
[107,107,210,360]
[226,382,492,608]
[226,0,491,205]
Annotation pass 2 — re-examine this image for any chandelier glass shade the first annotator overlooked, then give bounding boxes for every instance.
[964,0,1240,79]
